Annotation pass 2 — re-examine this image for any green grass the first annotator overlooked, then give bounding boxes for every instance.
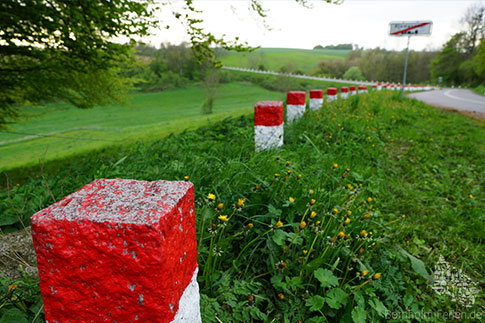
[472,84,485,96]
[220,48,349,74]
[0,82,284,172]
[1,91,483,322]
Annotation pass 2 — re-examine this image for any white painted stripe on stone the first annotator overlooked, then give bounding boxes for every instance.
[255,124,284,151]
[287,104,305,123]
[327,95,337,102]
[350,91,357,96]
[341,93,349,100]
[309,98,323,110]
[172,267,201,323]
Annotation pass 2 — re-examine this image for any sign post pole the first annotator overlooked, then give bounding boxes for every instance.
[401,35,411,99]
[389,21,432,99]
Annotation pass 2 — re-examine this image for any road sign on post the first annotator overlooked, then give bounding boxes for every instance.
[389,21,432,36]
[390,21,433,99]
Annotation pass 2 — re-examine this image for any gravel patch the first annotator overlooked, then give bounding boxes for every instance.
[0,226,38,281]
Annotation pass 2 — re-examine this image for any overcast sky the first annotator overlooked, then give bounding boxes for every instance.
[144,0,482,51]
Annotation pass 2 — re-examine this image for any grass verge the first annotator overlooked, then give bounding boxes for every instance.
[1,92,483,322]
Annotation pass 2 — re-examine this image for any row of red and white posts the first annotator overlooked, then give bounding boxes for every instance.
[255,83,437,151]
[30,82,436,323]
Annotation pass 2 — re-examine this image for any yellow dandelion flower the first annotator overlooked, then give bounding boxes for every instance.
[247,223,254,229]
[297,174,302,180]
[207,193,216,201]
[303,249,308,255]
[332,208,339,214]
[362,270,369,276]
[8,284,17,292]
[218,215,228,222]
[346,168,350,172]
[402,214,406,219]
[337,231,345,239]
[289,197,295,203]
[286,161,291,166]
[344,218,350,225]
[310,211,317,218]
[360,230,368,237]
[347,184,353,189]
[359,248,364,254]
[274,173,280,178]
[369,231,373,235]
[184,176,189,181]
[275,220,284,229]
[367,197,373,203]
[347,210,352,216]
[309,189,315,195]
[299,221,307,229]
[469,194,473,199]
[316,221,321,225]
[310,199,316,205]
[277,293,285,300]
[237,198,247,207]
[333,163,338,168]
[287,170,292,175]
[217,203,224,210]
[363,213,371,219]
[373,273,381,280]
[369,205,373,210]
[345,233,350,239]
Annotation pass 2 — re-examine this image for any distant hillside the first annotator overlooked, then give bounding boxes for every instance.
[219,47,350,75]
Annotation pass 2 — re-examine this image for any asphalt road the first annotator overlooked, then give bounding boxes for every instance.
[407,88,485,115]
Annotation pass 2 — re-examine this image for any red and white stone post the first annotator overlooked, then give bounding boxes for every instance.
[286,91,306,123]
[31,178,201,323]
[255,101,284,151]
[309,90,323,110]
[327,88,338,102]
[358,86,367,94]
[340,87,349,99]
[377,83,382,91]
[349,86,357,96]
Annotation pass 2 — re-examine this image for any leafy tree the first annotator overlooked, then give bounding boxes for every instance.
[472,39,485,81]
[431,33,468,85]
[0,0,343,128]
[0,0,158,128]
[343,66,364,81]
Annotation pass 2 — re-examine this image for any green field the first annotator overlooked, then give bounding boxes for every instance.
[0,82,285,172]
[220,48,349,74]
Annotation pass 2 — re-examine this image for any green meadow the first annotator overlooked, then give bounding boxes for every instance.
[0,82,285,172]
[220,48,349,74]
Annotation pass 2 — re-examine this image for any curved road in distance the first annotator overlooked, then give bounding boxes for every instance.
[407,88,485,116]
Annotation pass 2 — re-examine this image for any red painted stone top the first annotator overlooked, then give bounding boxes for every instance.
[255,101,284,126]
[341,87,349,93]
[350,86,356,91]
[358,86,367,90]
[287,91,306,105]
[327,88,338,95]
[310,89,323,99]
[31,178,193,225]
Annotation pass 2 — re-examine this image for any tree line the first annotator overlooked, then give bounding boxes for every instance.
[312,48,436,84]
[430,3,484,86]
